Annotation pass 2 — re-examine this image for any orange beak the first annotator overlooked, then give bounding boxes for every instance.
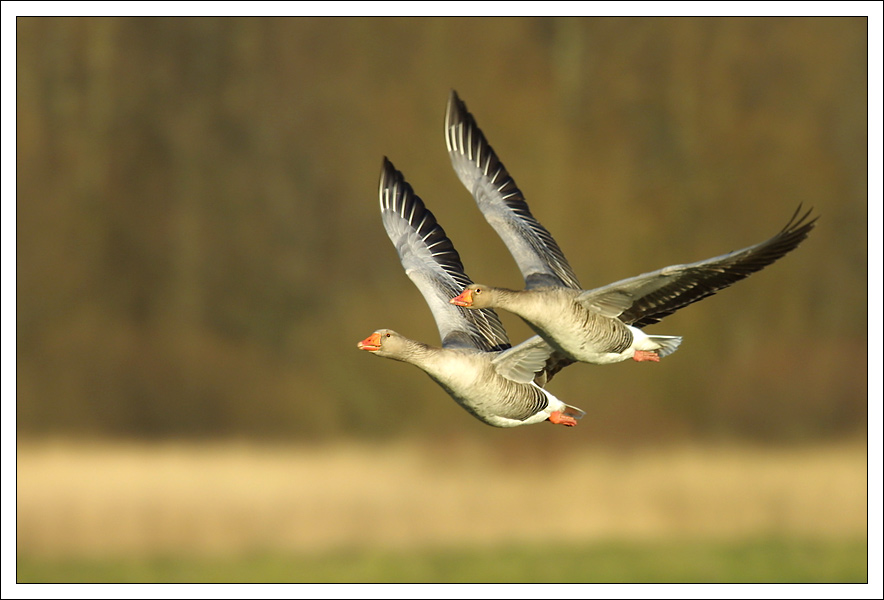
[357,332,382,351]
[450,289,473,307]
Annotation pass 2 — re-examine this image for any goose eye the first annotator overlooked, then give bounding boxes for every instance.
[385,332,391,337]
[474,288,482,294]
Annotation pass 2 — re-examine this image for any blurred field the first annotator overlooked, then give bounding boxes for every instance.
[16,438,868,581]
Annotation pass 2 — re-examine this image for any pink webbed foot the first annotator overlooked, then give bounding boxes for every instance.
[633,350,660,363]
[548,411,578,427]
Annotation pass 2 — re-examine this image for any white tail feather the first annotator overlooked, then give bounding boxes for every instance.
[564,404,586,421]
[649,335,683,358]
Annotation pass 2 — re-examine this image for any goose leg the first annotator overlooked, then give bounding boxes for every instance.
[632,350,660,363]
[548,411,578,427]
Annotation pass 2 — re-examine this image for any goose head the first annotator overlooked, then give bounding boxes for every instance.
[450,283,495,309]
[357,329,422,360]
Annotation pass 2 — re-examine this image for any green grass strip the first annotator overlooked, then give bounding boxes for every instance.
[17,537,868,584]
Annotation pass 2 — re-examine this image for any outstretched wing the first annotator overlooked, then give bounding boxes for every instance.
[379,158,511,351]
[445,90,581,291]
[577,206,818,327]
[491,335,575,387]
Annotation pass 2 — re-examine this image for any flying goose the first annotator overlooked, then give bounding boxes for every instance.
[445,90,817,365]
[358,158,584,427]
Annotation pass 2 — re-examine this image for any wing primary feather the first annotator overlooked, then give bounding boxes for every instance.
[619,205,818,327]
[379,157,512,352]
[445,90,582,290]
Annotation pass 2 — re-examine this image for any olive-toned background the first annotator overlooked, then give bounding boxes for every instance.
[16,16,868,444]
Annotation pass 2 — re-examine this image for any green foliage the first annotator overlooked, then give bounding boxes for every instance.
[16,17,868,441]
[17,537,868,583]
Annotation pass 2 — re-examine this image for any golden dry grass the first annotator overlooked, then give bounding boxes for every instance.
[16,439,867,558]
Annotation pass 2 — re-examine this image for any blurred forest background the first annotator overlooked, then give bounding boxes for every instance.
[16,16,868,444]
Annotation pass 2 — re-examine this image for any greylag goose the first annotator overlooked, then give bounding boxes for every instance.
[357,158,584,427]
[445,90,817,366]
